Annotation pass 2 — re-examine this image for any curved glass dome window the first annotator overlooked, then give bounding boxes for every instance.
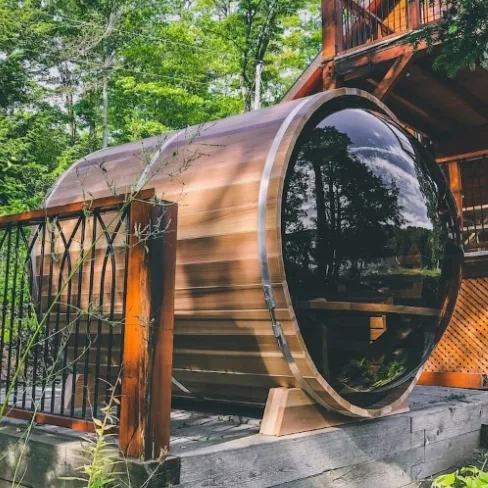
[282,107,461,407]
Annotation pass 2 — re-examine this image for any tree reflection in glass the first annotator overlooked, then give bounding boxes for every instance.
[283,107,460,407]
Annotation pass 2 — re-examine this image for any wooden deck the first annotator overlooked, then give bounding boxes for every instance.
[1,386,487,487]
[174,386,488,487]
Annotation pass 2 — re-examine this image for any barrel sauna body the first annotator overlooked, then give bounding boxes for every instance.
[45,89,462,417]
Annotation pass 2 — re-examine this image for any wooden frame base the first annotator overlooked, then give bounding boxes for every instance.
[260,388,409,437]
[419,372,488,389]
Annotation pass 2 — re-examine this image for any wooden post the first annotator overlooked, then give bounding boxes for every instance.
[322,0,342,90]
[119,199,177,459]
[322,0,340,58]
[408,0,421,30]
[448,160,463,227]
[120,199,153,459]
[146,204,177,459]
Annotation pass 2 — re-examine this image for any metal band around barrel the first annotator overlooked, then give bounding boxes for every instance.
[258,94,328,408]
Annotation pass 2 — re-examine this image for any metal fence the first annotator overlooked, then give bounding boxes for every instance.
[0,200,129,421]
[461,157,488,253]
[340,0,446,51]
[0,193,177,459]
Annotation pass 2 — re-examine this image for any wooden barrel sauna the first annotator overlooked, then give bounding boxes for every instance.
[44,88,463,418]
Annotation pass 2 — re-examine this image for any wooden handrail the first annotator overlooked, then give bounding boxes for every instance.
[0,189,155,227]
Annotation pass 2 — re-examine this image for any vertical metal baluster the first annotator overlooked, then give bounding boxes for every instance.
[118,209,130,420]
[0,227,13,407]
[21,225,41,408]
[5,226,21,404]
[31,223,46,410]
[93,213,109,418]
[40,221,56,412]
[470,163,478,250]
[477,162,486,250]
[81,213,98,419]
[0,231,8,406]
[50,220,73,413]
[347,6,351,50]
[105,226,118,405]
[59,218,79,415]
[392,0,396,34]
[98,212,124,408]
[14,228,28,405]
[70,217,86,418]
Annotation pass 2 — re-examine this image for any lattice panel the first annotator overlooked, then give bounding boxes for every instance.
[425,278,488,373]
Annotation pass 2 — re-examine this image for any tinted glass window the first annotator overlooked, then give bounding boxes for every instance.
[283,107,461,407]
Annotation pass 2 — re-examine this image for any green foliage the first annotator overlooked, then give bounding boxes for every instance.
[409,0,488,76]
[433,466,488,488]
[64,384,123,488]
[0,0,320,213]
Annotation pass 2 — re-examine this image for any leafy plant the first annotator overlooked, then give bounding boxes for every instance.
[433,453,488,488]
[433,466,488,488]
[64,382,123,488]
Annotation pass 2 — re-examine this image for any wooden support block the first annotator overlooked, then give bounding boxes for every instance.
[260,388,409,437]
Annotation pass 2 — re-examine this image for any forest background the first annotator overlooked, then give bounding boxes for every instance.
[0,0,321,213]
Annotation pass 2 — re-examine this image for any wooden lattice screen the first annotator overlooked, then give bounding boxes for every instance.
[421,277,488,388]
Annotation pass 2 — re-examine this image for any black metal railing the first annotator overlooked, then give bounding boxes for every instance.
[0,200,129,421]
[461,157,488,253]
[340,0,447,51]
[420,0,445,25]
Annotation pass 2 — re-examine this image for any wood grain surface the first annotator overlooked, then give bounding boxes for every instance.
[42,89,430,417]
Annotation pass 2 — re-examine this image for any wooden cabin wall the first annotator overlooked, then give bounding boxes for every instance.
[422,155,488,388]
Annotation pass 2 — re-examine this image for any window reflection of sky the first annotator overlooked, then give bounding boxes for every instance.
[323,109,433,230]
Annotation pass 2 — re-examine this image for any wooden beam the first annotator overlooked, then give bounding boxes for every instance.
[412,65,488,122]
[323,60,341,90]
[418,372,487,389]
[336,39,429,77]
[437,148,488,164]
[366,78,451,132]
[373,53,414,100]
[436,123,488,159]
[4,408,99,433]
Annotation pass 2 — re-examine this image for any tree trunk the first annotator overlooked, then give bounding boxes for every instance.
[313,162,329,292]
[102,47,113,149]
[240,73,252,112]
[102,75,109,149]
[253,61,264,111]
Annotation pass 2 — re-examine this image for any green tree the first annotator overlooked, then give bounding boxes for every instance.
[410,0,488,76]
[0,0,321,212]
